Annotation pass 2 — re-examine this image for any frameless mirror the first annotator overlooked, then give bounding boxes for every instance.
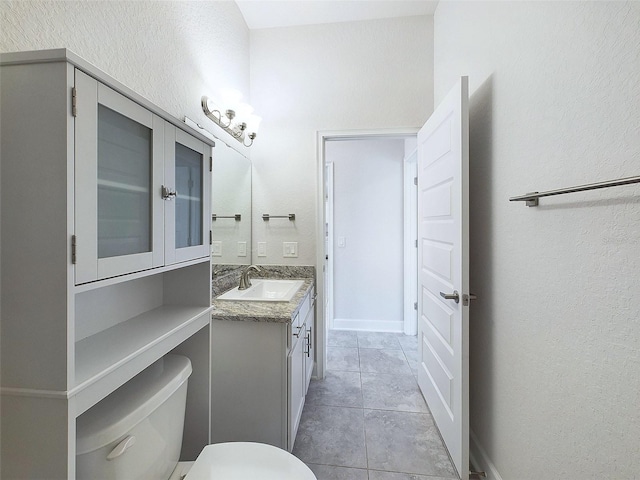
[211,143,251,265]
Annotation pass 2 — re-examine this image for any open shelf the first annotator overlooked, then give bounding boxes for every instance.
[72,304,211,415]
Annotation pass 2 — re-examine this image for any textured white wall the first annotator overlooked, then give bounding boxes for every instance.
[434,2,640,478]
[0,0,249,134]
[249,16,433,264]
[328,138,405,329]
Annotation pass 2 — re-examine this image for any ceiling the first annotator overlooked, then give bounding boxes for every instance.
[235,0,438,30]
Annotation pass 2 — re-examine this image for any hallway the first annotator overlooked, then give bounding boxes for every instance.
[293,331,457,480]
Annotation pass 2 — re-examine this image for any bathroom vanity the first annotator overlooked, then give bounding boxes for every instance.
[210,277,316,452]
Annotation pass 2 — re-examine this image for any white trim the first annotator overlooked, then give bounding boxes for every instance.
[1,387,69,399]
[470,429,504,480]
[333,318,404,333]
[316,127,421,382]
[403,147,418,336]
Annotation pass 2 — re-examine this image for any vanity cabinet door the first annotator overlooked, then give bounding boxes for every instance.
[288,328,305,451]
[164,124,211,265]
[75,70,164,284]
[304,302,315,393]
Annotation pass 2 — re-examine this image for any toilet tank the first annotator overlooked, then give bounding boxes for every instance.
[76,355,192,480]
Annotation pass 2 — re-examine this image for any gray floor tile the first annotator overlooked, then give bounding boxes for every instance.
[361,373,428,413]
[357,331,402,349]
[328,330,358,348]
[368,471,456,480]
[364,409,456,477]
[359,348,412,375]
[293,405,367,469]
[307,463,369,480]
[402,348,419,375]
[397,334,418,352]
[307,371,363,408]
[328,347,360,372]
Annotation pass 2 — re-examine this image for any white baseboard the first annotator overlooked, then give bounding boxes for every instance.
[332,318,403,333]
[470,430,503,480]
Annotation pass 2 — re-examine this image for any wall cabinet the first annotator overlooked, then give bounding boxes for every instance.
[0,49,213,478]
[75,71,210,284]
[211,284,316,452]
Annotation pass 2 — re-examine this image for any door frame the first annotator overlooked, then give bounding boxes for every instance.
[403,147,418,336]
[315,128,419,380]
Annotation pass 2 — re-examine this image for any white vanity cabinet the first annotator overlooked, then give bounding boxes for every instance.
[0,49,213,478]
[211,283,316,452]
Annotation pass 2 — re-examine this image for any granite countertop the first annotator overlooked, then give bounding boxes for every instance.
[211,278,314,323]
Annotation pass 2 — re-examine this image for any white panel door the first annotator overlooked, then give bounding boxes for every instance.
[417,77,470,480]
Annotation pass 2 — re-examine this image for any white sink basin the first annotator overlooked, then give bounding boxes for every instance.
[217,279,304,302]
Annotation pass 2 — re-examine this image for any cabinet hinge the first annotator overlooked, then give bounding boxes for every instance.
[414,176,418,186]
[415,239,418,248]
[209,156,213,172]
[71,87,77,117]
[71,235,77,264]
[414,302,418,311]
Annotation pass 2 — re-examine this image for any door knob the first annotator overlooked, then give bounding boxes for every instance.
[440,291,459,304]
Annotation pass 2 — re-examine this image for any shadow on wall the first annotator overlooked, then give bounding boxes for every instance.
[468,75,496,446]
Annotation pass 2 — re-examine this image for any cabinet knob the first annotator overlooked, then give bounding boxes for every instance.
[162,185,177,200]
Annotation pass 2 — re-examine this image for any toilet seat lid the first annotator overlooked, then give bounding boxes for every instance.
[185,442,317,480]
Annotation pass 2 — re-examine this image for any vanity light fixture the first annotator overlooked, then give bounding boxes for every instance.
[201,95,261,147]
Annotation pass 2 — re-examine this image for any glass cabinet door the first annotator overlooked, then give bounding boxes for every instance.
[97,104,152,258]
[174,142,203,249]
[75,70,164,284]
[164,125,211,265]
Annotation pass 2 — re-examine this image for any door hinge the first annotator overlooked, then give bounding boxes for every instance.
[415,239,418,248]
[71,235,77,264]
[209,230,212,245]
[209,156,213,172]
[71,87,77,117]
[470,471,487,478]
[414,302,418,311]
[414,176,418,186]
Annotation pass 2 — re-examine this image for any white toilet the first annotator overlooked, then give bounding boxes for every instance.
[76,355,316,480]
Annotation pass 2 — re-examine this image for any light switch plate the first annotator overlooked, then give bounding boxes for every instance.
[283,242,298,258]
[237,241,247,257]
[257,242,267,257]
[211,241,222,256]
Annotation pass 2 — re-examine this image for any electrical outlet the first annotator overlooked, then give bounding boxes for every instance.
[283,242,298,258]
[211,241,222,256]
[257,242,267,257]
[237,241,247,257]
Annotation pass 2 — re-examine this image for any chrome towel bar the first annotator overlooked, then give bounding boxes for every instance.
[262,214,295,221]
[509,175,640,207]
[212,214,241,221]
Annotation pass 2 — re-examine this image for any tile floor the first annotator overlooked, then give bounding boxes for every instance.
[293,330,458,480]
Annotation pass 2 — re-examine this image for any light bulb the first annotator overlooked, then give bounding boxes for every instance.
[245,114,262,134]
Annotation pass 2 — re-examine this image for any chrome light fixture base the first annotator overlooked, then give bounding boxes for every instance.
[201,95,258,147]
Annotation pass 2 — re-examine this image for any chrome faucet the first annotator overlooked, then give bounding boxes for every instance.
[238,265,261,290]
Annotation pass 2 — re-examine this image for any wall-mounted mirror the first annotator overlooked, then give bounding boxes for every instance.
[211,143,251,265]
